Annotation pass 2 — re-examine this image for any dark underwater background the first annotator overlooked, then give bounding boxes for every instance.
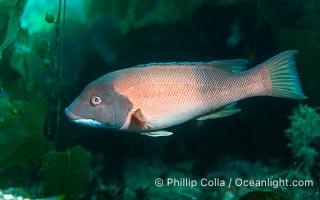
[0,0,320,199]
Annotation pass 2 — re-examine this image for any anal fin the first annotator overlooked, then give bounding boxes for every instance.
[196,102,241,121]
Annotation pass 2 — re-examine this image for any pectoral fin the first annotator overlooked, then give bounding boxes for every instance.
[140,131,173,137]
[132,109,173,137]
[133,108,148,123]
[196,102,241,121]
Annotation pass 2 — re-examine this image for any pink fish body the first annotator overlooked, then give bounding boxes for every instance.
[65,50,306,137]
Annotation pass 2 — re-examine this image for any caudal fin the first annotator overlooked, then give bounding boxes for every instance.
[263,50,307,99]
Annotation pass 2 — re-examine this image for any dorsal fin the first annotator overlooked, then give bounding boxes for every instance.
[206,59,249,72]
[135,59,249,72]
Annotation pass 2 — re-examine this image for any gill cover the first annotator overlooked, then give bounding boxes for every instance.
[65,80,133,129]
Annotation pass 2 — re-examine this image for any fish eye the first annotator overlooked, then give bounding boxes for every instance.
[90,96,102,106]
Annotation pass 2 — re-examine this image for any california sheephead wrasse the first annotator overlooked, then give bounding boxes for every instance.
[65,50,307,137]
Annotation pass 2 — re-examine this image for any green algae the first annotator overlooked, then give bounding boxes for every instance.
[0,0,27,59]
[0,93,90,199]
[1,133,53,169]
[0,94,51,167]
[285,104,320,178]
[42,146,90,200]
[0,0,90,197]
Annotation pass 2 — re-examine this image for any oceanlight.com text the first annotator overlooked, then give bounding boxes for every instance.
[154,177,314,189]
[233,178,314,189]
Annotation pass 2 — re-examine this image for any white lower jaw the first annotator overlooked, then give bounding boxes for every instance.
[73,118,104,128]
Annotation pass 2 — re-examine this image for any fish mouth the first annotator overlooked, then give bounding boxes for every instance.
[65,107,83,120]
[65,108,104,127]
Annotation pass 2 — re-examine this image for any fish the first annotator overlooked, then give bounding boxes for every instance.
[65,50,307,137]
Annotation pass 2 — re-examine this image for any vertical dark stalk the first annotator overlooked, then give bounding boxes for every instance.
[46,0,66,145]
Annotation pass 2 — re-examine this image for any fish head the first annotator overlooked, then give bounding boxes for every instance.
[65,77,132,129]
